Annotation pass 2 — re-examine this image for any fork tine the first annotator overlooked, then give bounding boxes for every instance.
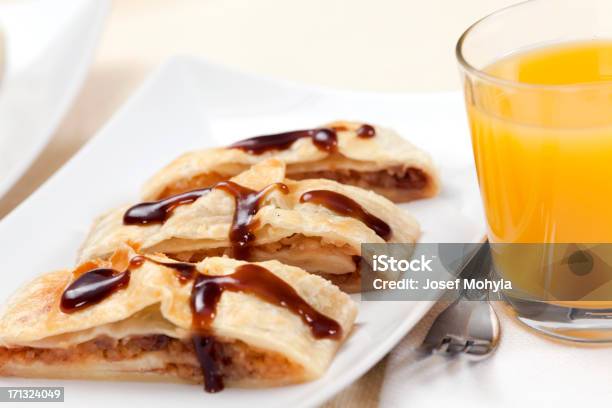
[423,301,500,358]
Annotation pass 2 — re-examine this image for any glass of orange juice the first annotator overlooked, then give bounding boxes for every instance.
[457,0,612,341]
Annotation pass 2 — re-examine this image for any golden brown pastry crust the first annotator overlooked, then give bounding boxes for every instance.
[77,159,420,291]
[141,121,439,203]
[0,253,357,386]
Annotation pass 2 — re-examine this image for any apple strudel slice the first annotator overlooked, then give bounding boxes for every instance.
[0,247,357,392]
[142,121,439,203]
[78,159,420,292]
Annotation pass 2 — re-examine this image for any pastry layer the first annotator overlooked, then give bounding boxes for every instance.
[78,159,420,292]
[289,166,429,202]
[141,121,439,203]
[0,255,357,386]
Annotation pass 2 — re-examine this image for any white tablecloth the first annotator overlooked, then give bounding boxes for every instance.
[329,302,612,407]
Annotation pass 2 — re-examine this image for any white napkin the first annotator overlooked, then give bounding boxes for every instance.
[328,302,612,407]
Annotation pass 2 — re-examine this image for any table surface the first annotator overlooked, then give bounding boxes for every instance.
[0,0,516,217]
[0,1,548,406]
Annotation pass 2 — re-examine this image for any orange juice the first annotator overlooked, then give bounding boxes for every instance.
[466,41,612,301]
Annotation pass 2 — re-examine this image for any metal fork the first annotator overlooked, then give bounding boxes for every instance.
[421,242,501,357]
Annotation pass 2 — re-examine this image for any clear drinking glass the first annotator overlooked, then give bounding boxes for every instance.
[456,0,612,341]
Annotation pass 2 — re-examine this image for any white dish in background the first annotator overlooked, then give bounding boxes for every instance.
[0,57,485,407]
[0,0,109,199]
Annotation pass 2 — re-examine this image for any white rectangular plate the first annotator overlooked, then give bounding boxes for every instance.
[0,57,484,407]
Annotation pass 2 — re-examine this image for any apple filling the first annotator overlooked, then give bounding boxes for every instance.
[0,335,301,385]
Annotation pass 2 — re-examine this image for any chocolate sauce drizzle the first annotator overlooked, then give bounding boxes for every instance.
[131,255,197,283]
[215,181,289,259]
[356,124,376,138]
[190,263,342,392]
[61,270,126,312]
[190,264,342,339]
[300,190,391,240]
[60,256,146,312]
[124,188,211,225]
[192,335,224,393]
[153,259,197,283]
[228,128,338,154]
[123,181,288,260]
[227,123,377,155]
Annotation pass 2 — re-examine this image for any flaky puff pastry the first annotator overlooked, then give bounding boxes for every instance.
[78,159,420,292]
[0,250,357,387]
[141,121,439,203]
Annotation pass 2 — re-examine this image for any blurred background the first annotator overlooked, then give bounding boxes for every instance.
[0,0,514,214]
